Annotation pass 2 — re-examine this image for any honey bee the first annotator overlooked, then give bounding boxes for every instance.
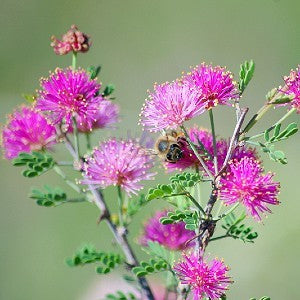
[154,131,186,163]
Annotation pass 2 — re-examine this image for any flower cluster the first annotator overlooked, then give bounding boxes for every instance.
[51,25,91,55]
[182,63,239,109]
[140,210,195,251]
[1,106,56,159]
[219,156,280,221]
[279,66,300,113]
[140,63,239,132]
[36,68,118,131]
[140,82,204,132]
[174,253,231,300]
[82,139,155,196]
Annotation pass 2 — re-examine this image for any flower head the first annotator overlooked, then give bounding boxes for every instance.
[278,66,300,113]
[1,106,56,159]
[82,139,155,196]
[140,210,195,251]
[36,68,103,130]
[140,82,205,132]
[76,100,119,132]
[51,24,91,55]
[174,253,231,300]
[183,63,239,110]
[219,157,280,221]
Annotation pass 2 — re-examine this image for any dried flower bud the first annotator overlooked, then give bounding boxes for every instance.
[51,25,91,55]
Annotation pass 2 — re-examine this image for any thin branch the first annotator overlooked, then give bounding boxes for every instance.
[217,108,248,177]
[209,109,218,175]
[180,125,214,181]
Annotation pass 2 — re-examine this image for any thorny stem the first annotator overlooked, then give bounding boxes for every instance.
[88,186,154,300]
[180,125,214,181]
[209,109,218,175]
[247,108,296,140]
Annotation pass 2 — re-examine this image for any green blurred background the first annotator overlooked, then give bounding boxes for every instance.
[0,0,299,299]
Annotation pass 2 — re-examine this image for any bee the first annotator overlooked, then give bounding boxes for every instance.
[154,131,186,163]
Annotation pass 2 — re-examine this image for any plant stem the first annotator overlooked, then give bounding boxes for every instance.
[247,108,296,140]
[117,185,124,227]
[88,187,154,300]
[72,117,80,161]
[86,132,92,151]
[53,165,81,193]
[185,192,205,215]
[209,234,229,242]
[180,125,214,181]
[216,202,239,220]
[72,52,77,70]
[209,109,218,175]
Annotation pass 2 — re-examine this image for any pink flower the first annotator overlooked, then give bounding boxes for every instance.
[183,63,239,110]
[278,66,300,113]
[36,68,103,130]
[82,139,155,196]
[140,210,195,251]
[51,25,91,55]
[1,106,56,159]
[174,253,231,300]
[140,82,205,132]
[219,157,280,221]
[76,100,119,132]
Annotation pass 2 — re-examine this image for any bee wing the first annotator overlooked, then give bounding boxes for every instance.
[143,148,158,156]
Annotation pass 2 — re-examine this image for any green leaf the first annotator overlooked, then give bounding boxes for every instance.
[12,152,54,178]
[239,60,255,94]
[169,172,202,188]
[104,291,137,300]
[30,185,67,207]
[127,194,148,218]
[22,93,36,103]
[103,84,115,97]
[132,258,168,277]
[264,122,298,143]
[87,65,101,79]
[221,213,258,243]
[67,245,123,275]
[249,297,270,300]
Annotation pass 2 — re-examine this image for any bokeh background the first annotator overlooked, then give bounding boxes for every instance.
[0,0,299,299]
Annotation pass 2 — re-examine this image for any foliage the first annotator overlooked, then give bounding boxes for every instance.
[159,210,200,231]
[30,185,67,207]
[257,122,298,164]
[66,245,123,275]
[104,291,137,300]
[103,84,115,97]
[87,65,101,79]
[221,212,258,243]
[249,297,270,300]
[132,258,168,277]
[169,172,202,188]
[12,151,54,177]
[239,60,255,94]
[127,194,148,218]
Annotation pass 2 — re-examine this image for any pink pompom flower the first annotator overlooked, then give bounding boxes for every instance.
[76,100,119,132]
[1,106,57,159]
[219,156,280,221]
[174,253,232,300]
[51,24,91,55]
[140,210,195,251]
[36,68,103,130]
[140,81,205,132]
[183,62,239,110]
[278,66,300,113]
[82,139,155,196]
